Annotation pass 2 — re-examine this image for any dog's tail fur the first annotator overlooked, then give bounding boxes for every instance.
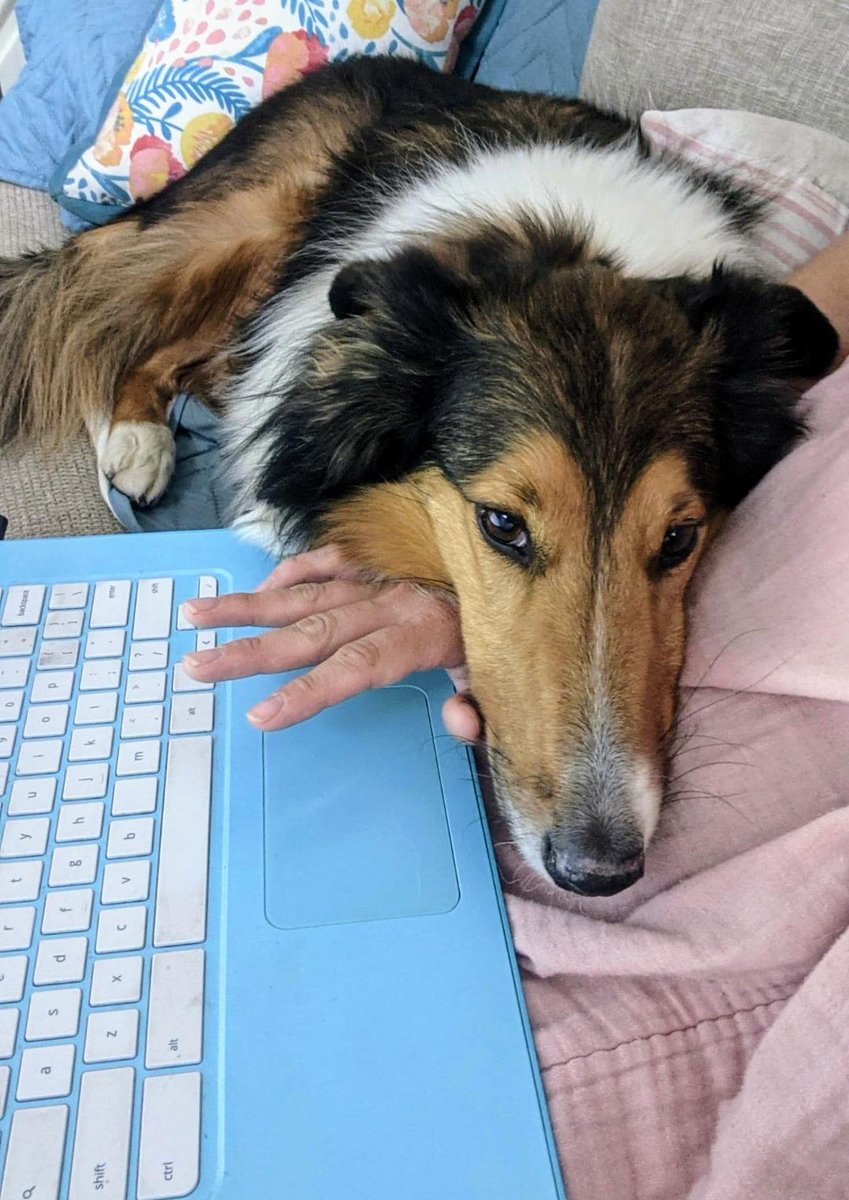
[0,220,159,447]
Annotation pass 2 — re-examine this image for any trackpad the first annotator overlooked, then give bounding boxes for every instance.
[263,685,459,928]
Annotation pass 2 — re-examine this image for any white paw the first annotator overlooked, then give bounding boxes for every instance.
[98,421,176,507]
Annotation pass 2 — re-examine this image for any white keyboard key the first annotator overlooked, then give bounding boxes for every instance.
[84,1009,139,1064]
[23,702,69,739]
[37,639,79,670]
[137,1072,201,1200]
[68,725,114,762]
[0,1007,19,1056]
[0,657,29,688]
[1,583,45,626]
[0,1064,7,1116]
[195,628,217,652]
[63,762,109,801]
[125,670,167,704]
[69,1067,134,1200]
[170,692,214,735]
[107,817,154,859]
[26,986,82,1040]
[116,739,160,776]
[0,724,15,758]
[0,762,6,794]
[31,669,74,702]
[0,688,23,721]
[0,627,36,656]
[199,575,218,599]
[0,955,26,1002]
[90,955,143,1006]
[124,672,167,705]
[74,691,118,726]
[102,859,151,904]
[129,640,169,671]
[9,776,56,814]
[112,775,157,815]
[0,859,43,902]
[50,582,89,610]
[0,1103,68,1200]
[0,907,35,951]
[56,802,104,843]
[121,703,163,739]
[90,580,130,629]
[172,662,213,693]
[43,610,84,639]
[145,949,204,1068]
[176,603,193,631]
[16,738,63,775]
[80,658,122,691]
[49,843,99,887]
[17,1044,76,1101]
[154,736,212,948]
[96,905,147,953]
[85,628,126,659]
[42,889,94,935]
[0,816,49,857]
[133,578,173,640]
[34,936,88,985]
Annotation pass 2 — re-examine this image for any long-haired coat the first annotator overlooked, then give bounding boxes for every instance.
[0,57,836,894]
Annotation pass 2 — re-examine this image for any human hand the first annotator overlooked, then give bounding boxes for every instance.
[181,544,482,741]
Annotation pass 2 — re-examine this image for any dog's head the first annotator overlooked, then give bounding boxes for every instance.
[257,223,837,895]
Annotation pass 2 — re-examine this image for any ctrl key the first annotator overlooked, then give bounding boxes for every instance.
[0,1102,68,1200]
[138,1071,202,1199]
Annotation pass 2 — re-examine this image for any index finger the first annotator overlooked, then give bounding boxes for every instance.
[257,544,365,592]
[183,577,380,629]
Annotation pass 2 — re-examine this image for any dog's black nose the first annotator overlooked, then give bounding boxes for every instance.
[542,832,645,896]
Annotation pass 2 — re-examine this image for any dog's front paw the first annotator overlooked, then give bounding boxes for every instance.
[98,421,176,507]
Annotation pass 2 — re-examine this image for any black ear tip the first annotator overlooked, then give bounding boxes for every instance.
[329,262,373,319]
[782,286,840,377]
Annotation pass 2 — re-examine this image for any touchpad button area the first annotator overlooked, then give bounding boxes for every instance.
[263,686,459,929]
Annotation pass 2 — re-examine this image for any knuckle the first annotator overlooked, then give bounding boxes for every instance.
[295,610,337,649]
[292,580,323,605]
[338,638,382,675]
[288,670,320,698]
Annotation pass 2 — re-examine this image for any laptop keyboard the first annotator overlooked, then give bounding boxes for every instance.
[0,576,219,1199]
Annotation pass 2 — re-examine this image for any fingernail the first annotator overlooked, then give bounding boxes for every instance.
[184,597,218,615]
[183,649,221,674]
[248,694,284,724]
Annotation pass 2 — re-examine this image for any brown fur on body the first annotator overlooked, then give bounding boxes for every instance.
[0,56,838,893]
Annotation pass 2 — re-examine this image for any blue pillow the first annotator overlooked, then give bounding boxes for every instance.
[0,0,161,194]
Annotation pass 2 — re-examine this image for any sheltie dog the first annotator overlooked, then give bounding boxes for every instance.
[0,57,836,894]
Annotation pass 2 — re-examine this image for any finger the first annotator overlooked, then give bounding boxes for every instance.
[256,544,362,592]
[184,593,414,682]
[182,577,379,631]
[246,623,452,730]
[442,693,483,743]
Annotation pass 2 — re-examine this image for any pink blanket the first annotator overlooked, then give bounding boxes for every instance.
[498,360,849,1199]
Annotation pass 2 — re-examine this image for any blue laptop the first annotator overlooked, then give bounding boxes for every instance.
[0,528,565,1200]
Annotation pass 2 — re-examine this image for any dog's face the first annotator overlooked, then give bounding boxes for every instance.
[256,228,836,895]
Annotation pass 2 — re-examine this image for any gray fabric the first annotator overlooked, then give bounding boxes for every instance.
[581,0,849,141]
[0,181,121,540]
[473,0,600,97]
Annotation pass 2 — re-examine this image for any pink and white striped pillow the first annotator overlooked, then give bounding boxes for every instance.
[640,109,849,276]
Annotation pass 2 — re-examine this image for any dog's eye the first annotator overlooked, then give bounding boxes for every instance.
[477,506,531,561]
[658,521,701,569]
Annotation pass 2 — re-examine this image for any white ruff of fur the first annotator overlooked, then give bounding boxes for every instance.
[225,139,762,546]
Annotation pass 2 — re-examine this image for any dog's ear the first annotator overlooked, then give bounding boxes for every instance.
[660,269,838,505]
[256,249,469,540]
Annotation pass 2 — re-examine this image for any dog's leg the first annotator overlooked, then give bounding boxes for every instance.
[97,338,218,506]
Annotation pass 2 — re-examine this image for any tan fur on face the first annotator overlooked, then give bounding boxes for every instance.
[323,433,710,841]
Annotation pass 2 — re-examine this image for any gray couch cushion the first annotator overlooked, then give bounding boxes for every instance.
[581,0,849,142]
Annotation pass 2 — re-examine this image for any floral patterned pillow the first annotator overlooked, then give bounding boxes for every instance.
[55,0,480,222]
